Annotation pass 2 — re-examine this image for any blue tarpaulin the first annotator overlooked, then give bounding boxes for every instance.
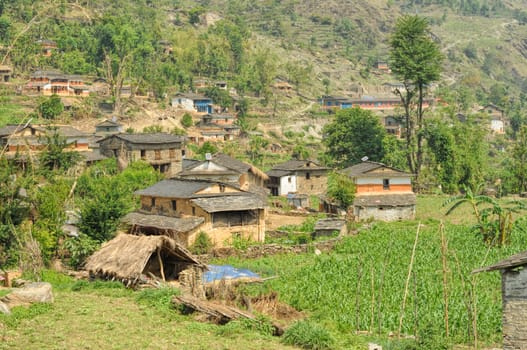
[203,264,260,283]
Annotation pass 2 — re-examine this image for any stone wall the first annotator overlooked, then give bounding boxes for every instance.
[502,268,527,349]
[296,171,327,195]
[354,205,415,222]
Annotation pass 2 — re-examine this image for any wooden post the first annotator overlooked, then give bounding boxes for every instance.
[157,248,166,282]
[398,222,420,338]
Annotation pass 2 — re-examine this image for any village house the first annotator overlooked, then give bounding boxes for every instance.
[341,161,416,221]
[125,178,267,247]
[95,118,123,135]
[37,39,57,57]
[384,116,404,138]
[171,93,213,113]
[0,124,91,156]
[473,250,527,350]
[177,153,268,194]
[195,114,241,142]
[27,70,90,97]
[479,103,507,134]
[0,65,12,82]
[266,160,329,196]
[97,133,186,177]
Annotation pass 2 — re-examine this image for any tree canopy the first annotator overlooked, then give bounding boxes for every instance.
[323,107,386,168]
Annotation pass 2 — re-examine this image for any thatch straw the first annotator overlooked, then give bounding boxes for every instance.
[84,233,205,283]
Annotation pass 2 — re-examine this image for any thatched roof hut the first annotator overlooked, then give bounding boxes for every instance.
[84,233,206,287]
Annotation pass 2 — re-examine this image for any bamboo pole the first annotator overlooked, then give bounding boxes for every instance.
[398,221,420,338]
[440,222,450,338]
[370,266,375,334]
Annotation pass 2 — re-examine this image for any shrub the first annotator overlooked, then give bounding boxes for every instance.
[143,125,163,133]
[181,113,193,128]
[63,234,99,269]
[282,320,335,350]
[190,231,213,254]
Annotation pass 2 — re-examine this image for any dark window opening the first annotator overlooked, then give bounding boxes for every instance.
[140,150,146,159]
[192,207,196,216]
[383,179,390,190]
[151,197,156,207]
[306,172,311,180]
[212,210,258,228]
[219,184,225,192]
[171,200,177,211]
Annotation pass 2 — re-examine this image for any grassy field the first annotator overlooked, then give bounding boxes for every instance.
[1,195,526,349]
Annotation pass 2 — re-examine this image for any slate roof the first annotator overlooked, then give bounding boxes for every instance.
[0,125,24,137]
[180,153,267,180]
[96,119,122,127]
[269,160,328,172]
[353,193,416,207]
[97,133,185,145]
[122,212,204,233]
[174,92,212,101]
[265,169,291,178]
[134,178,248,199]
[191,195,267,212]
[342,161,413,178]
[182,158,202,170]
[314,218,347,231]
[472,250,527,273]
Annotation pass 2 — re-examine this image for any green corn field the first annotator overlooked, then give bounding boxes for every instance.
[219,220,527,347]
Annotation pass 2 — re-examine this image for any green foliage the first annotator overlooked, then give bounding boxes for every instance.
[389,15,443,177]
[323,107,386,168]
[0,159,32,266]
[181,113,193,128]
[190,231,213,255]
[443,186,526,246]
[76,159,161,244]
[194,141,218,159]
[247,136,269,165]
[327,171,355,209]
[282,320,335,350]
[38,128,81,172]
[63,234,100,269]
[205,87,232,109]
[38,95,64,120]
[0,302,53,328]
[142,125,163,133]
[508,125,527,193]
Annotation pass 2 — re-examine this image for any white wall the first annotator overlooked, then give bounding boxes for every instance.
[279,175,297,195]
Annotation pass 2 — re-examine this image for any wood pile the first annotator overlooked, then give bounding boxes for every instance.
[172,294,284,336]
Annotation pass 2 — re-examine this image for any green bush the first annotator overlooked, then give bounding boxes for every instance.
[181,113,193,128]
[190,231,213,254]
[282,320,335,350]
[63,234,99,269]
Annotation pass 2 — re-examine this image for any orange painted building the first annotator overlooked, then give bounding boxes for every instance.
[342,161,416,221]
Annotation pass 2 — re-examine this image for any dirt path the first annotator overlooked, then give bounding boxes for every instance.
[266,212,308,230]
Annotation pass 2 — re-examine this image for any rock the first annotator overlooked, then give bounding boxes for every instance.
[0,300,10,315]
[1,282,54,308]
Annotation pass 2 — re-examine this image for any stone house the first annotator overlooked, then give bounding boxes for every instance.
[97,133,186,177]
[177,153,268,194]
[171,93,213,113]
[473,250,527,350]
[37,39,57,56]
[198,114,240,141]
[0,124,90,155]
[128,178,267,247]
[95,119,123,135]
[266,160,329,196]
[0,65,12,82]
[341,161,416,221]
[479,104,507,134]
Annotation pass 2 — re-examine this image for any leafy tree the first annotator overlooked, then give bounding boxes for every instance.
[509,125,527,193]
[142,125,163,133]
[181,113,193,128]
[248,135,269,165]
[195,141,218,159]
[39,128,81,172]
[323,107,386,168]
[205,87,232,109]
[389,15,443,183]
[38,94,64,120]
[326,172,355,209]
[0,159,31,266]
[423,121,457,193]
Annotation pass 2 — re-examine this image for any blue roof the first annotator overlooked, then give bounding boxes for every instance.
[203,264,260,283]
